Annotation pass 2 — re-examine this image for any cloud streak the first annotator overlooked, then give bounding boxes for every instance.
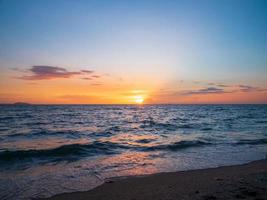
[237,85,266,92]
[182,87,227,95]
[18,66,96,80]
[179,84,266,96]
[80,70,94,74]
[208,82,230,88]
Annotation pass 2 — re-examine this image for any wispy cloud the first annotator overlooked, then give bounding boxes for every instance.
[92,75,100,78]
[208,82,230,88]
[177,84,266,96]
[237,85,266,92]
[59,94,94,99]
[217,84,229,88]
[80,70,94,74]
[91,83,102,86]
[17,66,96,80]
[182,87,227,95]
[82,77,92,80]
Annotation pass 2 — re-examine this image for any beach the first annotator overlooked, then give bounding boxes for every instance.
[45,159,267,200]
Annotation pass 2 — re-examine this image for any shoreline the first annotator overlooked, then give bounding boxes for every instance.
[43,159,267,200]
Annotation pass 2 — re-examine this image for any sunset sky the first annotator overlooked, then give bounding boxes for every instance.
[0,0,267,104]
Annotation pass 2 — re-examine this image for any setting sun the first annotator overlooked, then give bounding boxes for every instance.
[134,95,144,104]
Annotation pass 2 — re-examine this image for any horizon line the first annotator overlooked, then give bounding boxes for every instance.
[1,103,267,106]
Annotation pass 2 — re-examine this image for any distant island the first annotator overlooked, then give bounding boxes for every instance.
[13,102,32,106]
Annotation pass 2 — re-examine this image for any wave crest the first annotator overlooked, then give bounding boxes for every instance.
[0,141,119,162]
[143,140,210,151]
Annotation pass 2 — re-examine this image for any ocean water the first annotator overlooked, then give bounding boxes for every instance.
[0,104,266,199]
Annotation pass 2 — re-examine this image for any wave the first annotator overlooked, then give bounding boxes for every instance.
[177,124,194,129]
[0,116,15,121]
[107,126,121,132]
[7,129,118,139]
[0,141,121,162]
[255,120,267,124]
[7,130,82,139]
[201,127,213,131]
[1,138,264,164]
[142,140,211,151]
[136,139,154,143]
[235,139,267,145]
[0,140,211,162]
[140,119,194,130]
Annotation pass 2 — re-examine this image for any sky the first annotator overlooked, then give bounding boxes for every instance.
[0,0,267,104]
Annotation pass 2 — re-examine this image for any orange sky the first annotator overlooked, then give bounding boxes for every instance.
[0,67,266,104]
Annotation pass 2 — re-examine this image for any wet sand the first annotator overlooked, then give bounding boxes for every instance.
[44,159,267,200]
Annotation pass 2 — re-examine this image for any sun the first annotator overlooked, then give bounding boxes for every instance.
[134,95,144,104]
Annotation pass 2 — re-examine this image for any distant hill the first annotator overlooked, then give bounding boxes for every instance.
[13,102,32,106]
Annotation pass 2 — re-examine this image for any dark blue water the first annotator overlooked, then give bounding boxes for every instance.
[0,105,266,199]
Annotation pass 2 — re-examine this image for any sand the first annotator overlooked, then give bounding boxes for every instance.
[44,159,267,200]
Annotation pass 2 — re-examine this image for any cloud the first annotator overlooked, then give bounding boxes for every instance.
[12,68,28,72]
[18,66,80,80]
[59,94,93,99]
[17,66,96,80]
[179,84,267,96]
[80,70,94,74]
[217,84,229,88]
[82,77,92,80]
[91,83,102,86]
[182,87,227,95]
[237,85,266,92]
[208,82,230,88]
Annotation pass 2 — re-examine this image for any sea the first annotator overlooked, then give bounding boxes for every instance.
[0,104,266,199]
